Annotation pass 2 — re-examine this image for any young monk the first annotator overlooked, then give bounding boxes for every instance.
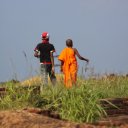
[58,39,89,88]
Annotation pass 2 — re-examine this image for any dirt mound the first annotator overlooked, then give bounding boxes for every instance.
[1,109,128,128]
[0,109,93,128]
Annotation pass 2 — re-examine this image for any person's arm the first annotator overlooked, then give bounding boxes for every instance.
[34,44,40,58]
[50,51,55,73]
[74,48,89,62]
[34,49,40,58]
[58,49,65,72]
[60,60,64,72]
[50,44,56,73]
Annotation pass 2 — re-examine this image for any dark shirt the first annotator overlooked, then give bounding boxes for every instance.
[35,42,55,63]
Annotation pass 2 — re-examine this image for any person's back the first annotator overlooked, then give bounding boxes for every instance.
[36,42,55,64]
[59,47,77,72]
[58,39,89,88]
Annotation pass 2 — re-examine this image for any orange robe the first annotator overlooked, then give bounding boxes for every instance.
[58,47,78,88]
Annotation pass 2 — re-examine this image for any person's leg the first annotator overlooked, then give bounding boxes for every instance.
[40,64,48,85]
[70,64,78,86]
[64,71,72,88]
[70,70,77,85]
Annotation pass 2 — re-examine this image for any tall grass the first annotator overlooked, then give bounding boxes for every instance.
[85,76,128,98]
[0,75,128,123]
[0,82,38,110]
[33,82,106,123]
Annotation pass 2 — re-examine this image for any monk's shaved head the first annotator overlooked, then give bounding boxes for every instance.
[66,39,73,47]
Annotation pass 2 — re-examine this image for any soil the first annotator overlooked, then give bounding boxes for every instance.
[0,109,93,128]
[0,107,128,128]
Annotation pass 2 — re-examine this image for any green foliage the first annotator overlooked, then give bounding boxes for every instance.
[34,83,106,123]
[0,83,37,110]
[0,76,128,123]
[85,76,128,98]
[57,85,105,123]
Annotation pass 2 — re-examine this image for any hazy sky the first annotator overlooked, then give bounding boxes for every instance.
[0,0,128,82]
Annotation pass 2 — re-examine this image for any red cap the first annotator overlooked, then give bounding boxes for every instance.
[41,32,49,39]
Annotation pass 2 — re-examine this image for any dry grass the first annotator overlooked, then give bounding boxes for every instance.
[20,73,64,86]
[21,76,42,86]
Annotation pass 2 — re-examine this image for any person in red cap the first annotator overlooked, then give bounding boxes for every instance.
[34,32,56,87]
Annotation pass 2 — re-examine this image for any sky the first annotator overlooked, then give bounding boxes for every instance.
[0,0,128,82]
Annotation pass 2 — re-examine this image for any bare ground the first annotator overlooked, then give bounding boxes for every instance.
[0,109,93,128]
[1,108,128,128]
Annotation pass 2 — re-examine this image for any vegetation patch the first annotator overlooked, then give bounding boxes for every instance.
[0,74,128,123]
